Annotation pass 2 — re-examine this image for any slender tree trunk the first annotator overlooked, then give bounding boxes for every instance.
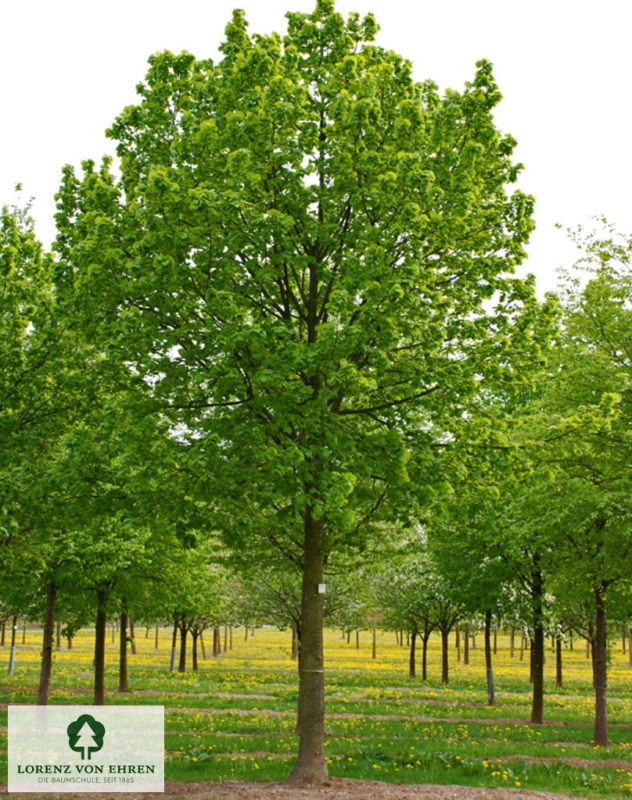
[456,624,461,663]
[119,608,129,692]
[214,626,220,656]
[530,638,535,683]
[155,624,159,649]
[200,631,207,660]
[484,610,495,706]
[629,628,632,667]
[587,638,591,659]
[463,624,469,665]
[178,624,187,673]
[68,635,73,650]
[421,633,430,681]
[192,630,199,671]
[530,555,544,723]
[38,582,56,704]
[510,626,515,658]
[355,629,359,649]
[129,618,137,654]
[372,620,376,660]
[471,633,477,650]
[569,629,573,651]
[288,507,327,785]
[409,630,416,679]
[295,624,303,735]
[592,583,609,747]
[230,626,233,650]
[622,624,626,655]
[8,616,17,676]
[22,620,26,645]
[245,625,248,641]
[94,591,107,705]
[224,625,228,653]
[170,619,177,672]
[1,623,5,646]
[292,626,298,660]
[556,636,563,689]
[441,628,449,684]
[493,626,497,655]
[55,619,61,651]
[520,633,525,661]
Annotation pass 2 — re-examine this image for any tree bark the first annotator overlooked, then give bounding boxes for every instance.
[456,624,461,663]
[629,628,632,667]
[592,582,609,747]
[178,623,187,673]
[38,582,56,704]
[355,629,359,649]
[119,608,129,692]
[510,626,515,658]
[224,625,228,653]
[484,609,495,706]
[288,507,327,785]
[292,626,298,660]
[230,626,233,650]
[200,630,207,660]
[129,618,137,654]
[372,620,376,660]
[421,632,430,681]
[155,624,159,649]
[556,636,563,689]
[8,615,17,676]
[463,623,469,665]
[170,619,177,672]
[409,630,416,679]
[192,630,199,671]
[441,628,449,684]
[56,619,61,651]
[94,591,107,705]
[530,555,544,724]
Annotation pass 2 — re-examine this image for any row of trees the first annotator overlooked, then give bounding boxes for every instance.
[3,0,632,784]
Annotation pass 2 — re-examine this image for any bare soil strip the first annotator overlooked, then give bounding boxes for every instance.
[0,778,582,800]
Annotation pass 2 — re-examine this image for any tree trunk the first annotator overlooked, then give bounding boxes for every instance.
[629,628,632,667]
[294,624,303,735]
[170,619,177,672]
[484,610,495,706]
[94,591,107,705]
[56,619,61,650]
[622,624,626,655]
[22,620,26,645]
[530,555,544,724]
[155,624,159,649]
[224,625,228,653]
[200,630,207,660]
[192,630,199,671]
[421,632,431,681]
[129,618,137,654]
[556,636,563,689]
[1,623,5,646]
[372,620,376,660]
[68,635,73,650]
[355,629,359,649]
[493,626,497,655]
[409,630,416,679]
[592,583,609,747]
[245,625,248,641]
[456,624,461,663]
[230,626,233,650]
[37,582,56,704]
[119,608,129,692]
[441,628,449,684]
[8,615,17,676]
[288,507,327,785]
[214,626,220,656]
[292,626,298,660]
[463,624,469,665]
[510,626,515,658]
[178,624,187,673]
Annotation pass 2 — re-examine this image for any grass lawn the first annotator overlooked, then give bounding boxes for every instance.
[1,624,632,797]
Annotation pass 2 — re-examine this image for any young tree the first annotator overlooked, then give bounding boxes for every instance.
[54,2,543,782]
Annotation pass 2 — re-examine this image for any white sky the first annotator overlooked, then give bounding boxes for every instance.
[2,0,631,295]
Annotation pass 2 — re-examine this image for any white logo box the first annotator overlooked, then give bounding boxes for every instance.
[9,705,164,793]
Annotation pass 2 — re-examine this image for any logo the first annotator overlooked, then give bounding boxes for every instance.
[67,714,105,760]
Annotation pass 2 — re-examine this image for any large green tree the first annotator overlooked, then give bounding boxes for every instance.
[54,1,544,783]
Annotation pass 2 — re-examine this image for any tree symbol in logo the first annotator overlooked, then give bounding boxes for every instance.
[67,714,105,760]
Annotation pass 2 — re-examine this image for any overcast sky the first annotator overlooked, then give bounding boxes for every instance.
[2,0,631,295]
